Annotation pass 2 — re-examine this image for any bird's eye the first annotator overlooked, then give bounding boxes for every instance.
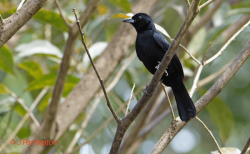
[137,16,142,20]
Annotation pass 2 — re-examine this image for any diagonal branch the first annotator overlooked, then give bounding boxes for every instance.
[0,0,48,47]
[0,87,48,153]
[199,0,216,10]
[73,9,121,124]
[54,0,71,28]
[241,137,250,154]
[149,39,250,154]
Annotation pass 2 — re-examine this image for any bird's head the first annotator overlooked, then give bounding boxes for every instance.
[123,13,155,32]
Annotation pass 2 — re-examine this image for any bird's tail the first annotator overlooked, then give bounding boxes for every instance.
[171,81,196,122]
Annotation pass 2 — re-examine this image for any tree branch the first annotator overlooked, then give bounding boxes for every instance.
[149,39,250,154]
[73,9,121,124]
[54,0,70,28]
[0,87,48,153]
[241,137,250,154]
[0,0,47,47]
[199,0,215,10]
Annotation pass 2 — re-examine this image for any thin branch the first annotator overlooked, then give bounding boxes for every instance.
[241,137,250,154]
[54,0,71,28]
[0,87,48,153]
[180,44,201,65]
[149,39,250,154]
[190,65,204,97]
[160,83,175,120]
[197,61,231,89]
[73,9,120,124]
[196,117,223,154]
[125,83,136,115]
[205,20,250,65]
[199,0,215,10]
[10,93,40,127]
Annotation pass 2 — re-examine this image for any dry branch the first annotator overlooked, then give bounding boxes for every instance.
[0,87,48,152]
[149,39,250,154]
[73,9,120,124]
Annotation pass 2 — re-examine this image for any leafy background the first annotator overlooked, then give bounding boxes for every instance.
[0,0,250,154]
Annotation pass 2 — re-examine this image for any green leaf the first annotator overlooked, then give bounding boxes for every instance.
[0,45,14,74]
[63,75,80,97]
[38,92,52,112]
[15,103,27,117]
[26,73,56,91]
[26,73,80,97]
[33,9,70,32]
[206,96,235,143]
[109,0,131,12]
[0,83,11,94]
[18,61,44,79]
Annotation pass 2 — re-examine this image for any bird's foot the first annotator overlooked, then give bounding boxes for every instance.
[155,61,168,76]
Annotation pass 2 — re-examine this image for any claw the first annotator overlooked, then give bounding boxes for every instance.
[155,61,168,76]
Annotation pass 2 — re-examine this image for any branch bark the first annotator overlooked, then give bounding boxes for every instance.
[0,0,47,47]
[149,39,250,154]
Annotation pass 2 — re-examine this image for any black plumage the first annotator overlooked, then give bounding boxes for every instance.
[123,13,196,122]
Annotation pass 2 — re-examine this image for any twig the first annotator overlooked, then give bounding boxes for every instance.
[180,44,201,65]
[73,9,120,124]
[54,0,71,28]
[199,0,215,10]
[0,14,3,23]
[197,61,231,89]
[10,93,40,127]
[205,20,250,65]
[0,87,48,153]
[196,117,223,154]
[190,65,204,97]
[241,137,250,154]
[185,0,191,8]
[125,83,136,115]
[160,83,175,120]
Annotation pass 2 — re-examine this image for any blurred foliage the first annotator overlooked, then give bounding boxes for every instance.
[0,0,250,154]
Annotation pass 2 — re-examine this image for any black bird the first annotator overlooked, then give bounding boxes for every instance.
[123,13,196,122]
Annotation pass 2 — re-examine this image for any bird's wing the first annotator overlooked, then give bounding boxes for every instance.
[153,32,184,78]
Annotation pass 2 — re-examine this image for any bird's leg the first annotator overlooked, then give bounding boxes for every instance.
[155,61,168,76]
